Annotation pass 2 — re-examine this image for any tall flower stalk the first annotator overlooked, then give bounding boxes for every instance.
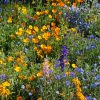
[55,46,69,71]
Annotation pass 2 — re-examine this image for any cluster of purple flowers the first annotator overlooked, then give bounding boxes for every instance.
[0,74,6,80]
[55,46,69,71]
[86,43,96,50]
[65,8,90,35]
[1,0,9,4]
[75,68,84,74]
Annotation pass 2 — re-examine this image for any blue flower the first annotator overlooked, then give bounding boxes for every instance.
[62,73,66,78]
[94,63,97,67]
[49,69,53,74]
[86,96,93,100]
[91,82,100,88]
[95,3,100,7]
[60,46,68,71]
[88,35,95,39]
[75,68,84,74]
[0,74,6,80]
[91,44,96,49]
[70,72,75,77]
[66,81,70,86]
[55,75,61,80]
[61,46,69,57]
[3,0,9,4]
[55,59,60,68]
[95,75,100,80]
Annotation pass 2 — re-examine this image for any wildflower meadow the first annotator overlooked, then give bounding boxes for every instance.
[0,0,100,100]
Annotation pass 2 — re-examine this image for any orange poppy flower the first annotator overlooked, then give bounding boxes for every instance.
[32,38,39,43]
[17,96,22,100]
[51,22,55,27]
[52,9,57,14]
[29,75,35,81]
[73,3,77,7]
[52,3,57,6]
[42,32,51,40]
[37,71,43,77]
[57,1,65,7]
[32,15,39,20]
[77,0,84,3]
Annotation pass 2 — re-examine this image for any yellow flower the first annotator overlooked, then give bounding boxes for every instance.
[7,56,13,62]
[73,78,81,86]
[41,44,45,49]
[36,11,41,16]
[29,25,33,30]
[14,66,21,72]
[0,59,3,64]
[19,28,23,32]
[67,1,71,4]
[76,86,82,92]
[16,57,24,64]
[23,38,29,43]
[37,50,42,55]
[42,25,47,30]
[22,6,27,14]
[38,35,42,40]
[72,64,77,68]
[37,97,42,100]
[2,81,10,87]
[34,47,38,51]
[0,88,11,96]
[7,17,12,23]
[26,29,32,34]
[34,26,39,32]
[0,84,11,96]
[76,92,86,100]
[56,36,60,41]
[71,28,77,32]
[65,71,70,75]
[37,71,43,77]
[16,31,23,36]
[48,15,52,19]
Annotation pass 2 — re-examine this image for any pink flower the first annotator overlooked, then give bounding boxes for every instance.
[43,58,50,79]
